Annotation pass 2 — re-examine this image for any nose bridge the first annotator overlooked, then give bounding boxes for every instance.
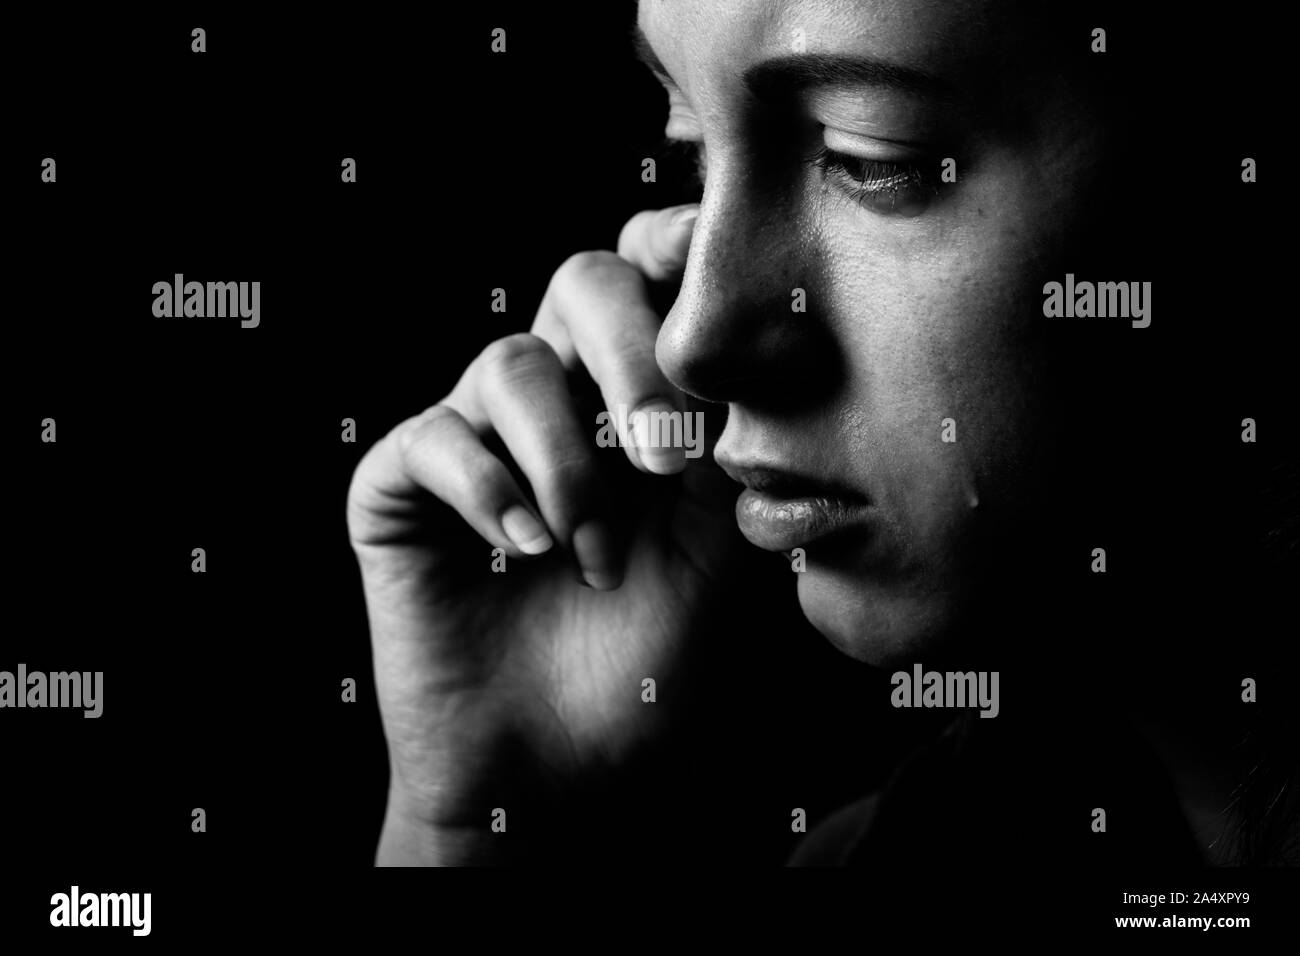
[657,163,813,402]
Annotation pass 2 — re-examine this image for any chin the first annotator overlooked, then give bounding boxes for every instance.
[795,564,959,668]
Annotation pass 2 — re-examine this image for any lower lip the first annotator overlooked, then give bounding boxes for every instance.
[734,489,869,551]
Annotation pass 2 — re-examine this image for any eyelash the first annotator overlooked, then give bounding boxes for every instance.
[808,146,937,211]
[665,138,941,216]
[662,137,709,198]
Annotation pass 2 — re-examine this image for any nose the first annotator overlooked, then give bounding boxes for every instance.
[655,161,840,409]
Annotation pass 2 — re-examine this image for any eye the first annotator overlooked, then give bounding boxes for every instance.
[810,146,940,218]
[662,137,708,201]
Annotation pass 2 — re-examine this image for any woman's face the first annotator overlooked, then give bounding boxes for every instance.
[642,0,1104,663]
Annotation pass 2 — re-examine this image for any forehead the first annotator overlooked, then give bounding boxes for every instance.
[638,0,1007,80]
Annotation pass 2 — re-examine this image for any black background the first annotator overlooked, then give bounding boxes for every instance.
[5,2,1297,941]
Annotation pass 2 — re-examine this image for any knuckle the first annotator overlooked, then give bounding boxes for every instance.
[392,417,424,461]
[345,460,376,524]
[607,330,657,372]
[540,451,594,495]
[459,457,507,503]
[479,332,553,375]
[553,249,625,299]
[395,405,453,459]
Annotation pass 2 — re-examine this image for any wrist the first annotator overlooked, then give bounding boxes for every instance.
[377,780,517,868]
[377,784,505,866]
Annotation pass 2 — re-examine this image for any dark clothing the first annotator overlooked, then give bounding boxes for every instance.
[790,710,1203,870]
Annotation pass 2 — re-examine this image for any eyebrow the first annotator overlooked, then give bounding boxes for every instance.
[744,54,953,101]
[632,23,951,100]
[632,24,673,81]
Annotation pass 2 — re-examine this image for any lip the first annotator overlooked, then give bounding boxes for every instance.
[718,461,871,552]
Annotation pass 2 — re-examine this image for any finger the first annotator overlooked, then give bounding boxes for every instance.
[447,333,623,590]
[365,404,554,559]
[534,251,689,476]
[616,204,699,282]
[532,203,696,363]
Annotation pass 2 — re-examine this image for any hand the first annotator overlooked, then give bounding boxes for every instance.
[347,204,747,863]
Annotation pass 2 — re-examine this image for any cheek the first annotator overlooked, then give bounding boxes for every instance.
[830,248,1045,547]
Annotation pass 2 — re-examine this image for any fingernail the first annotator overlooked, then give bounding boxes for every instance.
[572,520,620,590]
[630,401,686,475]
[501,505,553,555]
[671,205,699,227]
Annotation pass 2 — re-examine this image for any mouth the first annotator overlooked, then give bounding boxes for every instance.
[717,461,871,552]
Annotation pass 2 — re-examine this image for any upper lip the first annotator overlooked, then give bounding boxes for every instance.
[715,458,867,503]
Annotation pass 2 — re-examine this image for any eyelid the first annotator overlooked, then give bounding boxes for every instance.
[807,88,947,145]
[823,126,930,161]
